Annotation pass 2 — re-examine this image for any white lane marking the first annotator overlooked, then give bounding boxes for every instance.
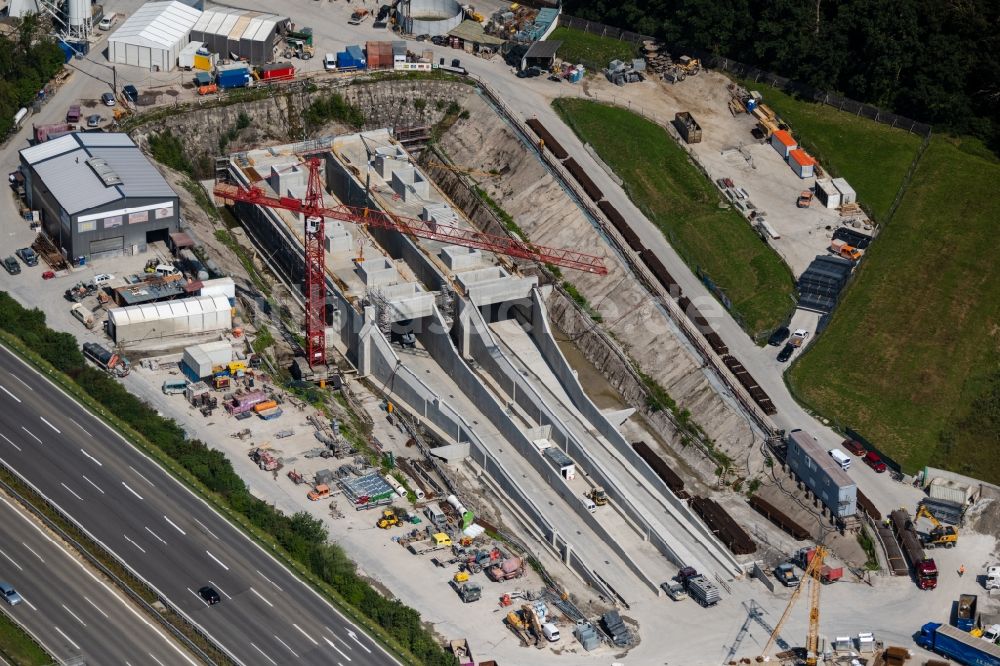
[144,526,166,545]
[249,587,273,607]
[61,603,87,627]
[18,594,37,611]
[147,653,166,666]
[123,535,146,554]
[187,587,209,607]
[80,449,102,466]
[292,623,319,646]
[255,569,283,591]
[10,374,32,391]
[39,417,60,434]
[327,626,351,650]
[69,418,91,437]
[21,542,44,563]
[193,518,219,540]
[60,482,83,501]
[0,385,21,403]
[0,434,20,451]
[324,636,352,662]
[128,465,155,488]
[81,475,104,494]
[205,551,229,571]
[250,642,277,666]
[121,482,144,500]
[21,427,41,444]
[273,634,299,658]
[83,596,108,619]
[207,580,231,600]
[53,626,81,651]
[163,515,186,535]
[0,548,22,571]
[346,630,371,653]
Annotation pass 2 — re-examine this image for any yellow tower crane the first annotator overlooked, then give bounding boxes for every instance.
[758,545,827,664]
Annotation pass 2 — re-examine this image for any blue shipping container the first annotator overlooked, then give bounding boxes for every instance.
[346,45,366,68]
[336,51,354,68]
[217,68,250,89]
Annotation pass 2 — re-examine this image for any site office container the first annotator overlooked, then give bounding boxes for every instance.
[788,149,816,179]
[770,129,796,158]
[785,429,857,518]
[346,45,366,68]
[259,62,295,81]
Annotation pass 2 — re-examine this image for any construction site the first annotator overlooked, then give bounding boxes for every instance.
[2,1,1000,665]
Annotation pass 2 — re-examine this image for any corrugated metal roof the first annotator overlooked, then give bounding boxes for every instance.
[108,1,202,51]
[20,133,176,215]
[789,149,816,166]
[772,130,796,146]
[109,295,231,326]
[193,7,286,38]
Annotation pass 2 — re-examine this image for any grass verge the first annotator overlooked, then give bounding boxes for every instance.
[0,610,52,666]
[789,136,1000,479]
[737,80,923,221]
[549,27,637,72]
[553,98,795,337]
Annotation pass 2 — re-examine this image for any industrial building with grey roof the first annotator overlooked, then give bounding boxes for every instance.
[19,132,180,262]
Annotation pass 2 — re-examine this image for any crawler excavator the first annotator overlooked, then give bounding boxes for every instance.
[916,504,958,548]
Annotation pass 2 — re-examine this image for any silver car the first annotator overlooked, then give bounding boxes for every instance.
[0,582,23,606]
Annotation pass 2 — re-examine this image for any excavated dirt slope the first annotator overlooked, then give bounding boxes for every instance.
[439,93,756,467]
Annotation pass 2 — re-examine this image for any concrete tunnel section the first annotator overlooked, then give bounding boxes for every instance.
[220,131,744,611]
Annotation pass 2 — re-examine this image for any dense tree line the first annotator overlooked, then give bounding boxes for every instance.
[563,0,1000,150]
[0,15,67,139]
[0,292,457,666]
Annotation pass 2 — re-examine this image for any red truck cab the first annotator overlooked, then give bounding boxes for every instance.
[916,558,938,589]
[66,104,81,123]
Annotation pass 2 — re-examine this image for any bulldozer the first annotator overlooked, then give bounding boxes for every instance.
[916,504,958,548]
[677,55,701,75]
[586,487,608,506]
[376,509,399,529]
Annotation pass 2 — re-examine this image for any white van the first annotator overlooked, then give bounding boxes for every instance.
[324,53,337,71]
[581,496,596,513]
[828,448,852,470]
[155,264,180,277]
[542,623,560,642]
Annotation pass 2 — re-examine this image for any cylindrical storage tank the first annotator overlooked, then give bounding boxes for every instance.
[446,494,466,515]
[67,0,88,28]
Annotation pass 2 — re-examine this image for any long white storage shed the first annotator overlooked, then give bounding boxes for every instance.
[108,295,232,345]
[107,1,202,72]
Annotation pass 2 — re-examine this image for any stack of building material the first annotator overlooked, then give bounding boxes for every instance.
[574,621,600,651]
[601,610,633,647]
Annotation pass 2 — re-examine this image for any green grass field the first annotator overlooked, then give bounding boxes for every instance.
[742,82,924,221]
[789,136,1000,479]
[548,27,637,72]
[0,611,51,665]
[553,98,796,337]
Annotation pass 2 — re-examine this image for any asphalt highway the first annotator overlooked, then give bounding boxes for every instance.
[0,491,193,664]
[0,345,396,666]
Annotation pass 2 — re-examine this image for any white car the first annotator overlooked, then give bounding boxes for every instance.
[789,329,810,347]
[91,273,115,287]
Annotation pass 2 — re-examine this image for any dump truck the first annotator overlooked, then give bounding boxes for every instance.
[486,557,525,582]
[957,594,979,632]
[916,622,1000,664]
[308,484,331,501]
[890,508,939,590]
[452,581,482,603]
[794,547,844,584]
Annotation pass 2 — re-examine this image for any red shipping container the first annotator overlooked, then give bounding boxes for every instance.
[259,62,295,81]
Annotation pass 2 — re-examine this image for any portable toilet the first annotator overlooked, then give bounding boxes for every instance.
[770,129,797,159]
[788,149,816,178]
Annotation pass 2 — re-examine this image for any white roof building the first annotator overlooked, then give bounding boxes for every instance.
[108,1,203,71]
[108,295,232,345]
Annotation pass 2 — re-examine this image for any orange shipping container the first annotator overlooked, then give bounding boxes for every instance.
[253,400,278,412]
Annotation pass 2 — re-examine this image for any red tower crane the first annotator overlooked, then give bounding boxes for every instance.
[214,157,608,369]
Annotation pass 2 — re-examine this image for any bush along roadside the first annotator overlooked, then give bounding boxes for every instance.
[0,292,457,666]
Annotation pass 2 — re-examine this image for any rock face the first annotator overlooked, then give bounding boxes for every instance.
[437,93,756,473]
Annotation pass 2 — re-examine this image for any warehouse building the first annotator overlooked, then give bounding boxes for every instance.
[189,8,289,64]
[18,133,180,262]
[785,429,857,518]
[107,1,202,71]
[107,295,233,346]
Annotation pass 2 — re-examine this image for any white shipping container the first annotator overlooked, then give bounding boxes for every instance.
[928,477,970,505]
[199,277,236,299]
[816,179,841,208]
[182,340,234,378]
[832,177,857,205]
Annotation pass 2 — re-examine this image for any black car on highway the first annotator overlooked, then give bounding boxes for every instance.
[199,586,220,605]
[777,343,795,362]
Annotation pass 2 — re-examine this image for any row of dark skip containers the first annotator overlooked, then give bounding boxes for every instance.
[525,119,776,417]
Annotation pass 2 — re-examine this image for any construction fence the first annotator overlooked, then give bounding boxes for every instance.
[555,14,933,137]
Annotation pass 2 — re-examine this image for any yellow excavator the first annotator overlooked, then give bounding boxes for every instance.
[916,505,958,548]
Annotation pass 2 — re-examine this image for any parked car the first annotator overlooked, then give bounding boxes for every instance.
[0,582,22,606]
[842,439,867,457]
[42,270,55,280]
[3,257,21,275]
[777,343,795,363]
[15,247,38,266]
[86,114,102,128]
[91,273,114,286]
[789,328,810,347]
[660,581,687,601]
[198,586,220,605]
[431,35,447,46]
[415,34,429,42]
[122,85,139,104]
[768,326,790,346]
[101,92,116,106]
[863,451,887,473]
